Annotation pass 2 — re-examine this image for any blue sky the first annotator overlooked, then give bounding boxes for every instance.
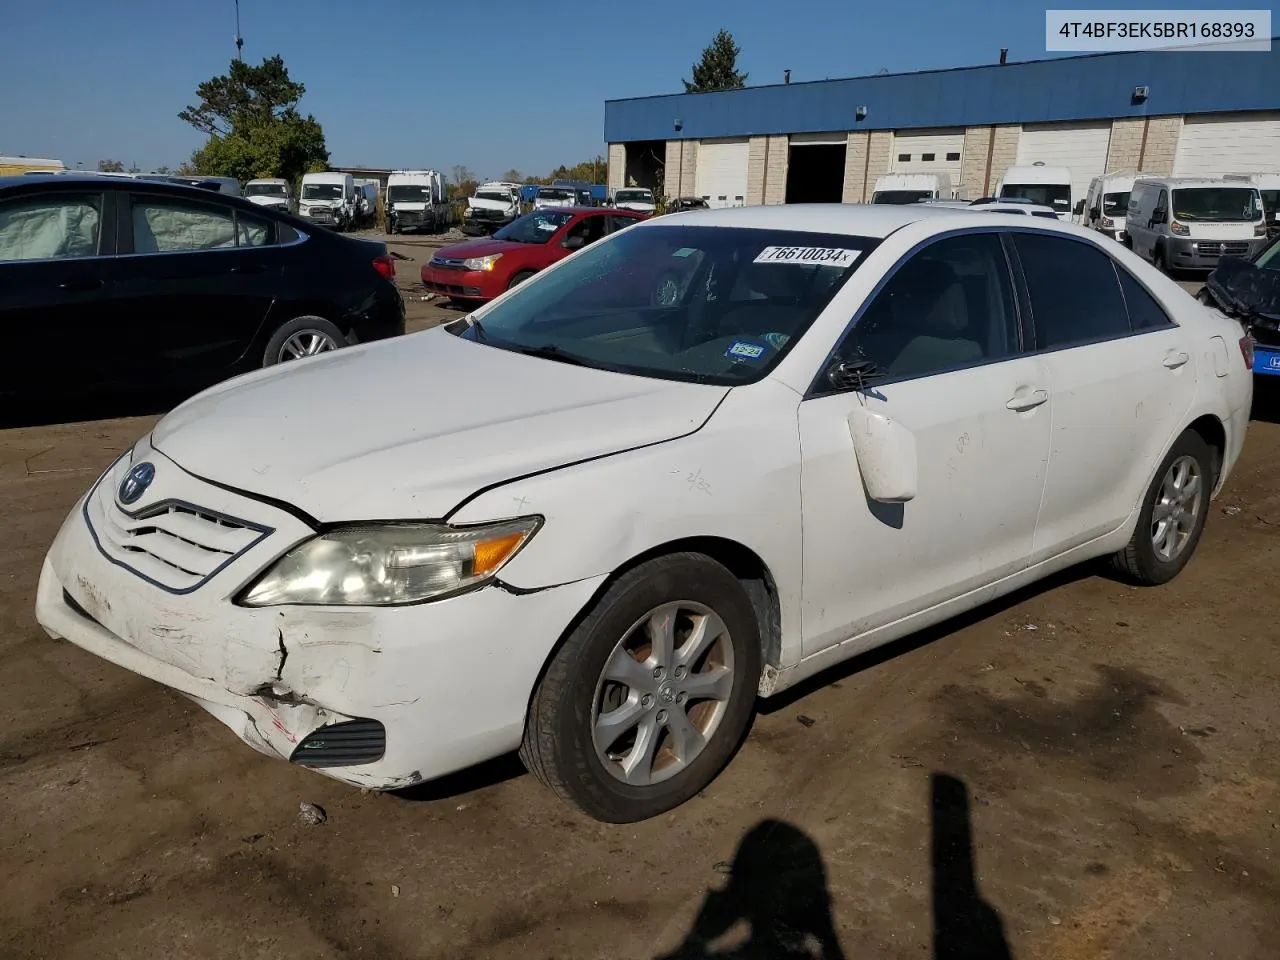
[0,0,1226,178]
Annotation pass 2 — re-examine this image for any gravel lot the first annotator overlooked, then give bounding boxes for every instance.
[2,259,1277,959]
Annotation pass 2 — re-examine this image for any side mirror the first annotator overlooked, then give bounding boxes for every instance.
[562,235,585,249]
[1073,200,1085,216]
[827,357,878,391]
[1152,209,1167,224]
[1089,207,1100,220]
[847,403,918,503]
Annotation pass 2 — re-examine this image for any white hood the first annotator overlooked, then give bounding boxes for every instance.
[248,195,289,208]
[469,197,515,212]
[616,202,655,213]
[1183,221,1257,240]
[150,328,728,521]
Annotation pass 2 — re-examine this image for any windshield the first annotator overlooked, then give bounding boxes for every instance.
[536,188,575,202]
[872,190,933,205]
[1259,190,1280,221]
[1102,192,1130,216]
[474,191,512,203]
[1172,187,1259,222]
[451,225,874,385]
[493,210,573,243]
[388,184,431,202]
[615,190,653,204]
[302,183,343,200]
[246,183,287,198]
[999,183,1071,211]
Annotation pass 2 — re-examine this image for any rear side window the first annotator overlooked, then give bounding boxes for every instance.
[1116,267,1174,330]
[235,210,275,247]
[132,197,236,253]
[0,193,102,262]
[1014,233,1130,349]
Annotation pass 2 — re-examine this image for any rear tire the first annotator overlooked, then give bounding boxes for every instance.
[263,316,345,367]
[1110,430,1213,586]
[520,553,762,823]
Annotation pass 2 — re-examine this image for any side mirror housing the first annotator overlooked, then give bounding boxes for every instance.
[1152,209,1167,224]
[1073,200,1086,216]
[847,403,918,503]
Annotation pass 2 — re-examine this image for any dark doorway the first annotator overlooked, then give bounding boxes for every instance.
[786,144,847,204]
[624,140,665,191]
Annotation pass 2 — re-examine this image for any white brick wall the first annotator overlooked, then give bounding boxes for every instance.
[762,135,788,204]
[746,136,768,205]
[607,143,625,192]
[842,132,869,203]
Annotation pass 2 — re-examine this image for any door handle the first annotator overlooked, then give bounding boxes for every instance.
[1162,351,1190,369]
[230,263,266,275]
[1006,387,1049,412]
[58,278,102,291]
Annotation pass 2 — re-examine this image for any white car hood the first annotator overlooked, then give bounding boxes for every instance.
[247,195,288,207]
[150,328,728,522]
[470,198,514,212]
[392,200,427,211]
[617,202,655,213]
[1184,221,1256,241]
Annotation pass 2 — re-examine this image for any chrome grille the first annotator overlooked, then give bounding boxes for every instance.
[85,476,270,592]
[1195,240,1249,257]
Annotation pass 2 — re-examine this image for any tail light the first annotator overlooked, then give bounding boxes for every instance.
[372,253,396,279]
[1239,336,1254,370]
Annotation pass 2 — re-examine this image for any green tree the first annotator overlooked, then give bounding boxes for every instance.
[178,55,328,185]
[501,169,524,183]
[683,29,747,92]
[96,159,124,172]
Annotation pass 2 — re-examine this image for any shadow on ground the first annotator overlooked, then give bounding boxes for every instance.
[655,774,1011,959]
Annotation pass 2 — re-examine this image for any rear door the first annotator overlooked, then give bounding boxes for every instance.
[0,186,116,401]
[1009,231,1195,561]
[104,191,284,385]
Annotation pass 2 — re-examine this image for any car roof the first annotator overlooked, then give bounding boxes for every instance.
[629,202,1041,238]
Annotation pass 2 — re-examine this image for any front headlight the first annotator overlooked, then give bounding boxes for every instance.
[239,518,540,607]
[1170,220,1189,236]
[1255,221,1267,237]
[462,253,502,272]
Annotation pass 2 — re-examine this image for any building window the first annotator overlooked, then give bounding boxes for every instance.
[946,151,961,161]
[921,153,936,162]
[897,153,911,162]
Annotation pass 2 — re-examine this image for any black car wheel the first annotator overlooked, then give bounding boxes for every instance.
[263,316,345,367]
[520,553,761,823]
[508,270,536,291]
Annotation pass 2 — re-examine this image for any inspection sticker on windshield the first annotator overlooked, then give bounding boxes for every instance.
[753,246,859,266]
[725,340,767,361]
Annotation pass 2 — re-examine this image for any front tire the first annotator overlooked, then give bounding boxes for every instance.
[1110,430,1213,585]
[520,553,762,823]
[263,316,345,367]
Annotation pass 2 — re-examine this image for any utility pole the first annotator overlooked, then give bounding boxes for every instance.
[233,0,244,60]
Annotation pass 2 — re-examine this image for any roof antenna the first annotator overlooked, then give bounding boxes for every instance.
[233,0,244,60]
[999,48,1008,64]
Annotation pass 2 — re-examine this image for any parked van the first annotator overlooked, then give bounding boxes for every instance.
[997,163,1072,217]
[386,169,446,235]
[299,171,358,230]
[1125,177,1267,272]
[1225,173,1280,239]
[244,177,293,214]
[612,187,656,214]
[1079,172,1154,242]
[464,181,522,235]
[871,173,954,204]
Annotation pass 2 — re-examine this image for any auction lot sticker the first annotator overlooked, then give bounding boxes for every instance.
[753,246,860,266]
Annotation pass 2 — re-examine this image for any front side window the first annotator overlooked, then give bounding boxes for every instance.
[493,210,573,244]
[452,225,875,385]
[1260,190,1280,221]
[236,211,275,247]
[563,214,607,248]
[131,198,236,253]
[1014,233,1130,349]
[0,193,102,262]
[840,232,1019,381]
[1171,187,1260,222]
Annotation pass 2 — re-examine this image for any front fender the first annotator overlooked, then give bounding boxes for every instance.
[448,380,807,667]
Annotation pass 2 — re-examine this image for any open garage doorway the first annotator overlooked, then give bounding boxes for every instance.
[786,134,847,204]
[624,141,665,191]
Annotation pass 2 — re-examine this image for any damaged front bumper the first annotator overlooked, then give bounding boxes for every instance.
[34,439,607,790]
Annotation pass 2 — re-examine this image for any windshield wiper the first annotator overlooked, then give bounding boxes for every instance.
[512,344,592,367]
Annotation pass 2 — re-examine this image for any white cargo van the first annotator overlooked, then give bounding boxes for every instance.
[244,177,293,214]
[871,173,954,204]
[1225,173,1280,238]
[299,172,358,230]
[386,169,446,234]
[1125,177,1267,272]
[997,163,1072,217]
[1079,172,1154,241]
[613,187,657,214]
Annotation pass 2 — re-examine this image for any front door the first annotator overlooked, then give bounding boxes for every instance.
[798,231,1052,657]
[104,191,281,387]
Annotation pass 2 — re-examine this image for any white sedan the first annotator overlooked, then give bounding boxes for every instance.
[36,204,1253,823]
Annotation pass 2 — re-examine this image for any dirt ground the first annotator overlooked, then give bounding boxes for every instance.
[2,267,1279,959]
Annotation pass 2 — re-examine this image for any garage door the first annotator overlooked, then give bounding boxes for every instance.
[696,138,749,208]
[1016,121,1112,209]
[1174,113,1280,176]
[890,128,965,189]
